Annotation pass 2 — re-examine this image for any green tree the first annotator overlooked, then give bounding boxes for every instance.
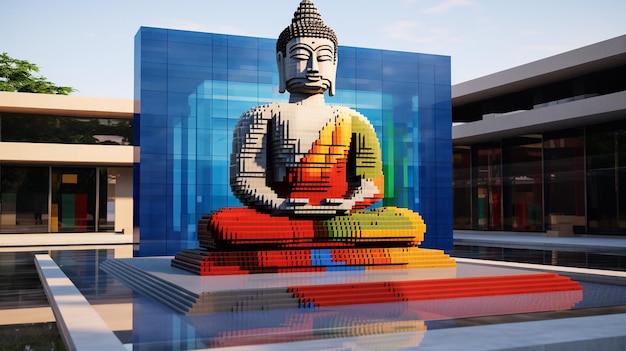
[0,52,75,95]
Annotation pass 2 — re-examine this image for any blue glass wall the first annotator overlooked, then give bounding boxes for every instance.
[134,27,452,256]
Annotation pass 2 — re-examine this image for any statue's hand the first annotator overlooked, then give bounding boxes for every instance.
[277,198,354,216]
[321,198,344,205]
[278,198,309,210]
[292,205,348,216]
[322,198,355,212]
[289,198,352,216]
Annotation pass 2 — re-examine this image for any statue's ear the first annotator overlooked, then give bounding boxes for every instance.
[277,51,286,94]
[328,62,337,97]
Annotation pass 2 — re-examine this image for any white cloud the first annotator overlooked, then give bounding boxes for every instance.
[381,21,444,45]
[380,20,457,54]
[423,0,474,14]
[519,29,545,37]
[382,20,420,40]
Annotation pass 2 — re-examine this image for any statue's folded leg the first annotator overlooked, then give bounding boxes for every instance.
[181,207,452,275]
[204,206,426,249]
[324,207,426,246]
[206,208,317,247]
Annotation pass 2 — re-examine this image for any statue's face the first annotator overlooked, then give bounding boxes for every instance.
[281,37,336,95]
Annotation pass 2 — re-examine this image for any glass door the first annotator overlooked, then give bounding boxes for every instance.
[0,166,49,233]
[472,145,502,230]
[502,136,543,231]
[51,168,97,232]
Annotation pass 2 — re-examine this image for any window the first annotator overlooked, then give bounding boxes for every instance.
[0,166,49,233]
[0,113,132,145]
[472,144,502,230]
[544,129,585,234]
[502,136,543,231]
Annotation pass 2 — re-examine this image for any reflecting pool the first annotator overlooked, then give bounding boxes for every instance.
[38,250,626,350]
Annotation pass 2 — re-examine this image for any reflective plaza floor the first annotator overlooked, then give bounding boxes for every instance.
[31,249,626,350]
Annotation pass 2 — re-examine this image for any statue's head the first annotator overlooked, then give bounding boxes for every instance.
[276,0,338,97]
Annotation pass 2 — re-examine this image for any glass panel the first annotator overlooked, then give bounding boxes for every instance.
[472,144,502,230]
[453,146,471,229]
[51,168,96,232]
[619,127,626,233]
[0,166,49,233]
[544,129,585,234]
[99,168,114,232]
[0,113,133,145]
[502,136,543,232]
[586,126,618,233]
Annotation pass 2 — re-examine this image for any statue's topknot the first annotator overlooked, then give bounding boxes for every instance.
[276,0,338,57]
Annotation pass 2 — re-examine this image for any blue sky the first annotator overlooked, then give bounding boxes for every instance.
[2,0,625,99]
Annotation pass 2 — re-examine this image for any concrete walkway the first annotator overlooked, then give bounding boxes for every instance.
[0,232,133,247]
[35,254,126,351]
[454,230,626,254]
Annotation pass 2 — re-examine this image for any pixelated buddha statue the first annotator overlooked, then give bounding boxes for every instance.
[172,0,455,275]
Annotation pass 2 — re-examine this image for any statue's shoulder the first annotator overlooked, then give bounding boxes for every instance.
[238,102,284,122]
[330,105,377,135]
[332,105,355,113]
[332,105,369,121]
[242,103,279,115]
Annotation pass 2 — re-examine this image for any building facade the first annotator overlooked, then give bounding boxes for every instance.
[134,27,453,256]
[0,92,134,235]
[452,35,626,236]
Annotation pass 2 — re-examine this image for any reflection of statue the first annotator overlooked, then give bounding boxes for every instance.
[172,0,455,275]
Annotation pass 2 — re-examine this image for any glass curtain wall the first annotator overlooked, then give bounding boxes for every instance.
[135,28,453,255]
[1,166,116,233]
[454,120,626,235]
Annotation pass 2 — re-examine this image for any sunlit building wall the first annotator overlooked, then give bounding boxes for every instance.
[0,92,134,235]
